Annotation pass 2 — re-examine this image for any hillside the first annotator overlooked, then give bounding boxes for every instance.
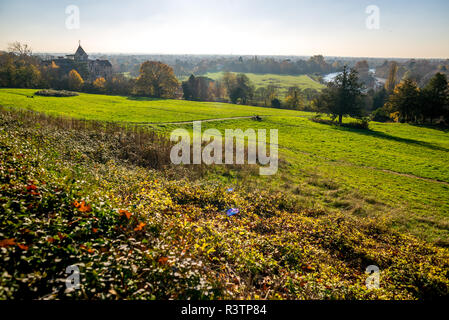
[1,89,448,244]
[0,89,303,123]
[1,107,448,300]
[1,89,449,299]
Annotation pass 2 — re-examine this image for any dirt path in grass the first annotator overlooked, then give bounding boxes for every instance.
[133,114,312,125]
[136,116,265,125]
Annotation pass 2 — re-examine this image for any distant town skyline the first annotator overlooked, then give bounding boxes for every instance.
[1,0,448,59]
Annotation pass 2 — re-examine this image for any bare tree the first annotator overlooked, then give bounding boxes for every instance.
[8,42,33,56]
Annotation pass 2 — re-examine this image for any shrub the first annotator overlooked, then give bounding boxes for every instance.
[35,89,79,97]
[371,107,391,122]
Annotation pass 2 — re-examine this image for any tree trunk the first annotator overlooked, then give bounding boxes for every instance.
[338,114,343,125]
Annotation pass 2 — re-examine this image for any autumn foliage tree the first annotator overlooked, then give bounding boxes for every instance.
[0,42,42,88]
[135,61,179,98]
[385,62,398,93]
[68,69,84,91]
[386,79,421,123]
[93,77,106,92]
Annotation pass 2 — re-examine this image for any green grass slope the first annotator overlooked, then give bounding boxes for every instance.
[0,88,304,123]
[160,117,449,243]
[1,88,448,243]
[1,108,448,300]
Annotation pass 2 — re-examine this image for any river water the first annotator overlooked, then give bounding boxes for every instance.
[323,69,386,86]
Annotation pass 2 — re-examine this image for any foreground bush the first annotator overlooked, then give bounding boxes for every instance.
[0,108,448,300]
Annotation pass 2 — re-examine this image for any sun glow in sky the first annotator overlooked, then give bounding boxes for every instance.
[0,0,448,58]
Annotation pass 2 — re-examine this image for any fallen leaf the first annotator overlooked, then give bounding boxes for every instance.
[17,243,29,250]
[158,257,169,265]
[0,238,16,247]
[134,222,146,231]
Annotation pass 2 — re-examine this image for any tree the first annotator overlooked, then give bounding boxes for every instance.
[222,72,237,94]
[372,87,389,111]
[422,73,449,123]
[68,69,84,91]
[93,77,106,92]
[223,73,254,104]
[8,41,32,56]
[0,42,42,88]
[315,66,364,124]
[385,62,398,93]
[105,74,135,95]
[212,80,227,102]
[386,79,421,123]
[182,75,215,101]
[15,64,41,88]
[135,61,179,98]
[182,75,195,100]
[271,98,281,108]
[285,87,304,110]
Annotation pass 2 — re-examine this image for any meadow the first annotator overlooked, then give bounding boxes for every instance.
[198,72,325,96]
[168,117,449,243]
[1,88,448,243]
[1,88,449,299]
[0,89,302,124]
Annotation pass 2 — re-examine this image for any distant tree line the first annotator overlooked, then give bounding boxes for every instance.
[116,54,343,78]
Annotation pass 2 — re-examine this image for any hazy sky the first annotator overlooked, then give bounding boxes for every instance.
[1,0,448,58]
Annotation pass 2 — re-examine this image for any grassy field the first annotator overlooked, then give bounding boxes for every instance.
[163,117,449,243]
[2,106,449,299]
[199,72,325,96]
[0,89,303,123]
[1,89,448,244]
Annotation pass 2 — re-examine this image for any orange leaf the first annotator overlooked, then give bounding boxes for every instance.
[17,243,29,251]
[47,237,55,243]
[92,228,98,233]
[119,209,132,219]
[78,201,92,213]
[74,200,92,213]
[0,238,16,247]
[134,222,146,231]
[158,256,169,265]
[79,245,94,253]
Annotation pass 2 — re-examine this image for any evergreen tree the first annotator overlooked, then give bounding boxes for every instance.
[316,66,364,124]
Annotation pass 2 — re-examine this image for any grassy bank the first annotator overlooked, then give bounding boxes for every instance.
[1,108,449,299]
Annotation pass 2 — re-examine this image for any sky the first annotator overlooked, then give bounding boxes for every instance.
[0,0,448,58]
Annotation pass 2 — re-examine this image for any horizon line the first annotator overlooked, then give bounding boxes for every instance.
[27,51,449,61]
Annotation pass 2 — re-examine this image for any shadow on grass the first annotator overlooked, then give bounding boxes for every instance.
[126,96,166,102]
[410,123,449,133]
[333,125,449,153]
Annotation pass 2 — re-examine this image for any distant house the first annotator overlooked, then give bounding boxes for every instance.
[43,43,112,81]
